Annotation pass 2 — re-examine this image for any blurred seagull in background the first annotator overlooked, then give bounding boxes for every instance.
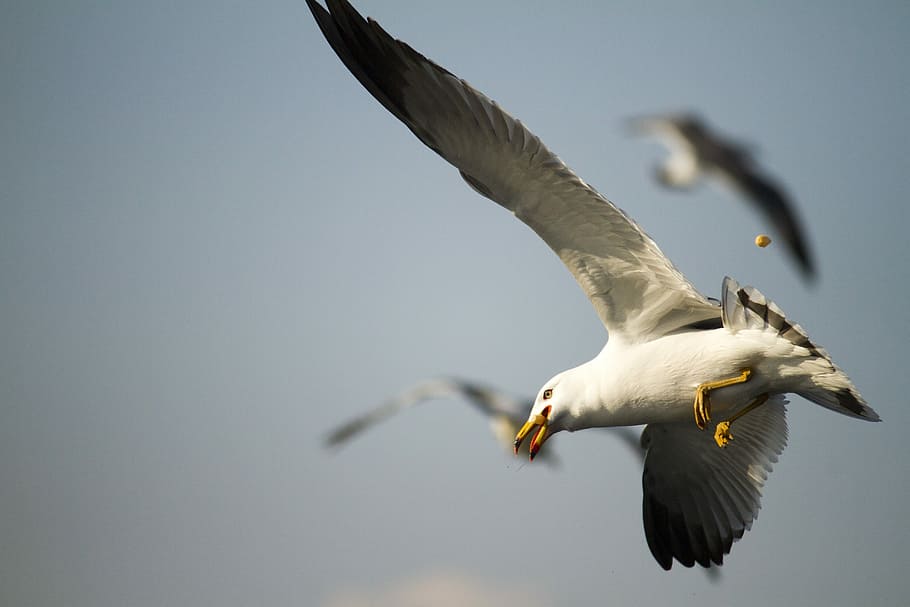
[307,0,879,570]
[324,376,642,465]
[629,113,816,282]
[325,376,720,581]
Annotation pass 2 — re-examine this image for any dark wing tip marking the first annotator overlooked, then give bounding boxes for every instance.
[835,389,880,420]
[643,492,728,570]
[643,494,675,570]
[324,418,367,447]
[306,0,451,153]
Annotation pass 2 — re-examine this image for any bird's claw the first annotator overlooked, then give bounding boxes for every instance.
[714,422,733,448]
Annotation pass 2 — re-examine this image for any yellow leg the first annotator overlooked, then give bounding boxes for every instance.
[693,369,752,430]
[714,393,769,448]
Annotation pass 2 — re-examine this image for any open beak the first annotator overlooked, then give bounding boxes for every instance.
[513,406,551,461]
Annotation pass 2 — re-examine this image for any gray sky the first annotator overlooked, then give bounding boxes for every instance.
[3,1,909,605]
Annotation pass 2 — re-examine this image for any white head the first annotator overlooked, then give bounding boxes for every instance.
[512,370,587,461]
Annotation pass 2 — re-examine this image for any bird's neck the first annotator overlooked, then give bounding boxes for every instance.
[562,343,650,430]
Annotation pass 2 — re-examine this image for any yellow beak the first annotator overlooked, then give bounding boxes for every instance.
[513,406,551,461]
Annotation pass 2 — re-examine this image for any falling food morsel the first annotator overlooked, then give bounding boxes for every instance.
[755,234,772,248]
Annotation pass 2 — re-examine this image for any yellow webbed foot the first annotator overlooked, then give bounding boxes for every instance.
[714,421,733,448]
[712,393,769,449]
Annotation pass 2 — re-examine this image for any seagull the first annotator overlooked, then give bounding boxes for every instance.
[324,376,643,465]
[629,113,816,281]
[306,0,880,570]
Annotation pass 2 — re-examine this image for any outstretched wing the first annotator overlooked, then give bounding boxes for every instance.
[307,0,720,341]
[640,396,788,570]
[324,377,528,447]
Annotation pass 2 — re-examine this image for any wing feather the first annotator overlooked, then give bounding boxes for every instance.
[307,0,719,340]
[640,396,788,569]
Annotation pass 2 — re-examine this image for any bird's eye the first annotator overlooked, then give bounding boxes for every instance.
[543,389,553,400]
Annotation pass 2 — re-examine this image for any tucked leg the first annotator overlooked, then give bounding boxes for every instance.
[714,393,769,448]
[693,369,752,430]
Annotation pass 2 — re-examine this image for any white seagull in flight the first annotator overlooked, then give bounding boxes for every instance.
[306,0,880,570]
[629,112,816,281]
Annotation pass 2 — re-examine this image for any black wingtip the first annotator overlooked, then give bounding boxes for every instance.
[791,239,817,284]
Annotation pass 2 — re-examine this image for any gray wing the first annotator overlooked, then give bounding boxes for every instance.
[640,396,788,570]
[324,377,528,447]
[307,0,720,341]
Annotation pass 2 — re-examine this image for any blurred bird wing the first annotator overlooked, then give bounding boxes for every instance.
[324,377,527,447]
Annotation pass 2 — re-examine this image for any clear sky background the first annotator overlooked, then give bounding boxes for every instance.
[3,1,909,605]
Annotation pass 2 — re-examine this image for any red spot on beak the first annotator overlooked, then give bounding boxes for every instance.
[529,427,545,461]
[528,406,552,461]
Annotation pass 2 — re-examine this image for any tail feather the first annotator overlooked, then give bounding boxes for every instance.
[797,384,880,421]
[721,277,880,422]
[722,277,826,358]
